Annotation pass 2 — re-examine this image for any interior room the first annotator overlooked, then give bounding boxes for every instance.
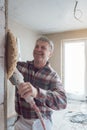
[7,0,87,130]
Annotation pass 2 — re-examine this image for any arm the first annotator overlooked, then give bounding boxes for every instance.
[15,61,67,111]
[16,72,67,111]
[36,74,67,110]
[9,68,37,104]
[9,68,24,86]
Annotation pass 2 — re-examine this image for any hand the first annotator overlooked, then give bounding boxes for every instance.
[18,82,38,99]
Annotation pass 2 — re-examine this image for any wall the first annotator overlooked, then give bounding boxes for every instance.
[8,19,41,61]
[0,0,7,129]
[7,20,41,118]
[46,29,87,77]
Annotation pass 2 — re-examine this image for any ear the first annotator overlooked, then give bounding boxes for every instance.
[49,51,53,58]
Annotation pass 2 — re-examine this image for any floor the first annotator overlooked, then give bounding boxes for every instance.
[52,99,87,130]
[7,99,87,130]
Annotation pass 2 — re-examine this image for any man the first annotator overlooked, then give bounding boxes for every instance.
[12,37,67,130]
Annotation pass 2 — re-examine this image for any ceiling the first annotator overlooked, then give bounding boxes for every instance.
[8,0,87,34]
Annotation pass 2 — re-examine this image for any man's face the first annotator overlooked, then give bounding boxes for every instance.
[33,41,52,63]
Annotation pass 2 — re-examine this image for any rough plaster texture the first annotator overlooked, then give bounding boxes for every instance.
[0,0,6,129]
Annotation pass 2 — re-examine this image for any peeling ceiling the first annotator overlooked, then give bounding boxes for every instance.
[8,0,87,34]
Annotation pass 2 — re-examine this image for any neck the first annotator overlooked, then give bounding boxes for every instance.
[34,60,46,69]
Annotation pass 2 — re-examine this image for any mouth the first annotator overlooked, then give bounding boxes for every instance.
[34,52,43,56]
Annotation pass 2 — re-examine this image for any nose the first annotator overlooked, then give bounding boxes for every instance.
[36,46,41,51]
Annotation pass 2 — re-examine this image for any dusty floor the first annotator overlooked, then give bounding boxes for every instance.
[7,100,87,130]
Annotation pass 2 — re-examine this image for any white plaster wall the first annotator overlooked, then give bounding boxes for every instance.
[0,58,4,104]
[8,19,41,61]
[0,0,6,129]
[0,105,4,130]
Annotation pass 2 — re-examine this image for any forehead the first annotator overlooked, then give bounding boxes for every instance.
[35,41,49,47]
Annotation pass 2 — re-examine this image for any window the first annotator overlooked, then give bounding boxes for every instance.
[61,39,87,99]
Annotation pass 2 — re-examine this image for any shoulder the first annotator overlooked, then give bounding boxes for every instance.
[17,60,34,73]
[17,60,33,67]
[45,62,59,78]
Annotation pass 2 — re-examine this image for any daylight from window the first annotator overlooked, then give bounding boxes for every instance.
[64,41,85,95]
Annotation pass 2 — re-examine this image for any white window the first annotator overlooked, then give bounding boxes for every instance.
[61,39,87,100]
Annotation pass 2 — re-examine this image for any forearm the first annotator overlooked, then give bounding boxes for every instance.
[36,87,67,110]
[10,68,39,102]
[9,68,24,86]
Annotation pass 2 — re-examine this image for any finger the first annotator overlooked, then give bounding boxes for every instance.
[21,88,32,98]
[22,91,32,99]
[18,83,30,94]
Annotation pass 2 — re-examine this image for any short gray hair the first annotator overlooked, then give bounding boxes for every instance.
[36,37,54,52]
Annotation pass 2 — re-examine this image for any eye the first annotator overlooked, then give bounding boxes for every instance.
[41,46,47,50]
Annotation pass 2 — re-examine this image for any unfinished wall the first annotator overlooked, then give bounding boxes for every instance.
[0,0,7,129]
